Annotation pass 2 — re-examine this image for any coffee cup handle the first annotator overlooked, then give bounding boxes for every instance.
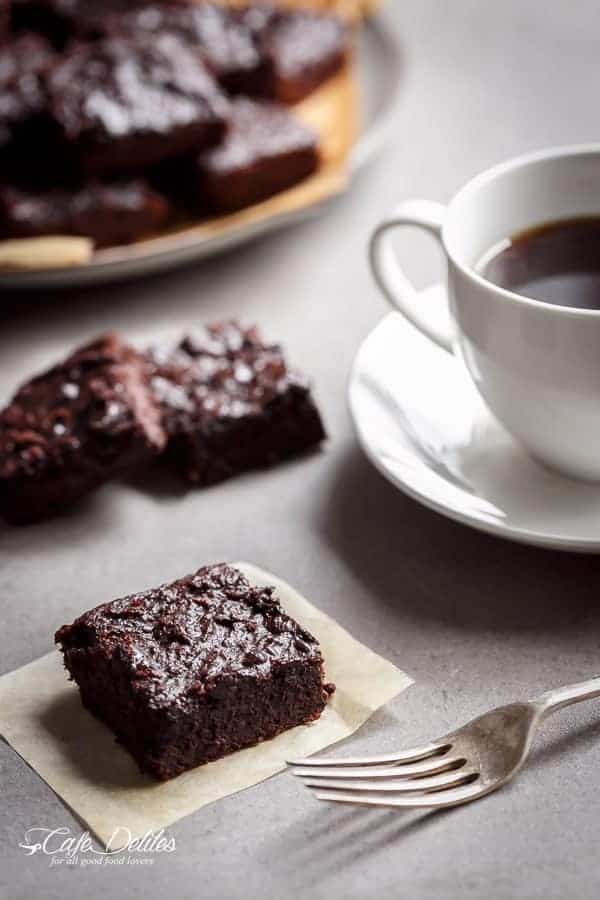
[369,200,454,353]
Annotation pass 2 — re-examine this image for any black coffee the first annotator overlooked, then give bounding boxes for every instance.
[480,217,600,309]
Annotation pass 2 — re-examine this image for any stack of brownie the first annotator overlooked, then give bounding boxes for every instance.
[0,0,348,247]
[0,322,326,523]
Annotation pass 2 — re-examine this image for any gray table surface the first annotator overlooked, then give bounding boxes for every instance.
[3,2,600,897]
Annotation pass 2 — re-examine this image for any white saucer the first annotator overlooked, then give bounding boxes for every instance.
[348,285,600,553]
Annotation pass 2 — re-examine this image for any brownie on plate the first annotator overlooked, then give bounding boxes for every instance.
[0,180,171,246]
[148,321,326,486]
[103,3,348,103]
[255,10,348,104]
[0,334,165,523]
[47,32,229,174]
[105,2,272,97]
[55,562,334,780]
[196,97,319,213]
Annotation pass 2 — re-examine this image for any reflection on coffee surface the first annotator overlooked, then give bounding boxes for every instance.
[480,217,600,309]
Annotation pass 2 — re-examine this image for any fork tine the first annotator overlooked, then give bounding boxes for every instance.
[286,740,449,769]
[303,769,478,794]
[312,782,484,809]
[291,755,465,781]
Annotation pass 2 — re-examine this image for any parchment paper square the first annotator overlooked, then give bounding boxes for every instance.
[0,562,412,847]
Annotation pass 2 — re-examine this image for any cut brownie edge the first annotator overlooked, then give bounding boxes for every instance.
[67,656,327,780]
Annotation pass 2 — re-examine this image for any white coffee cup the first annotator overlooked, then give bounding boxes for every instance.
[369,144,600,482]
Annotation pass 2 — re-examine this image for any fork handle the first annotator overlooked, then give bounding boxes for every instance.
[534,676,600,719]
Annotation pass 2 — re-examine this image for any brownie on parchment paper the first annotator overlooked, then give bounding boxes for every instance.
[55,562,335,780]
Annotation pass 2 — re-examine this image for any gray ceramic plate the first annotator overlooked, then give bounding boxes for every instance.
[0,16,401,290]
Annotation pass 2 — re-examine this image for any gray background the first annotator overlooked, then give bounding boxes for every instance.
[2,1,600,897]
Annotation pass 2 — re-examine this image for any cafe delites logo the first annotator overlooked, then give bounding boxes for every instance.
[19,826,176,867]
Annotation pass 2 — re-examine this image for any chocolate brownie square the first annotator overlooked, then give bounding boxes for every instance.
[196,97,319,213]
[103,3,348,103]
[230,6,348,104]
[0,334,166,523]
[148,321,326,486]
[259,11,348,104]
[105,2,271,97]
[55,563,334,780]
[0,180,171,247]
[47,32,229,174]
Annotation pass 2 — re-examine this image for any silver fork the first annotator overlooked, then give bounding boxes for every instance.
[288,677,600,809]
